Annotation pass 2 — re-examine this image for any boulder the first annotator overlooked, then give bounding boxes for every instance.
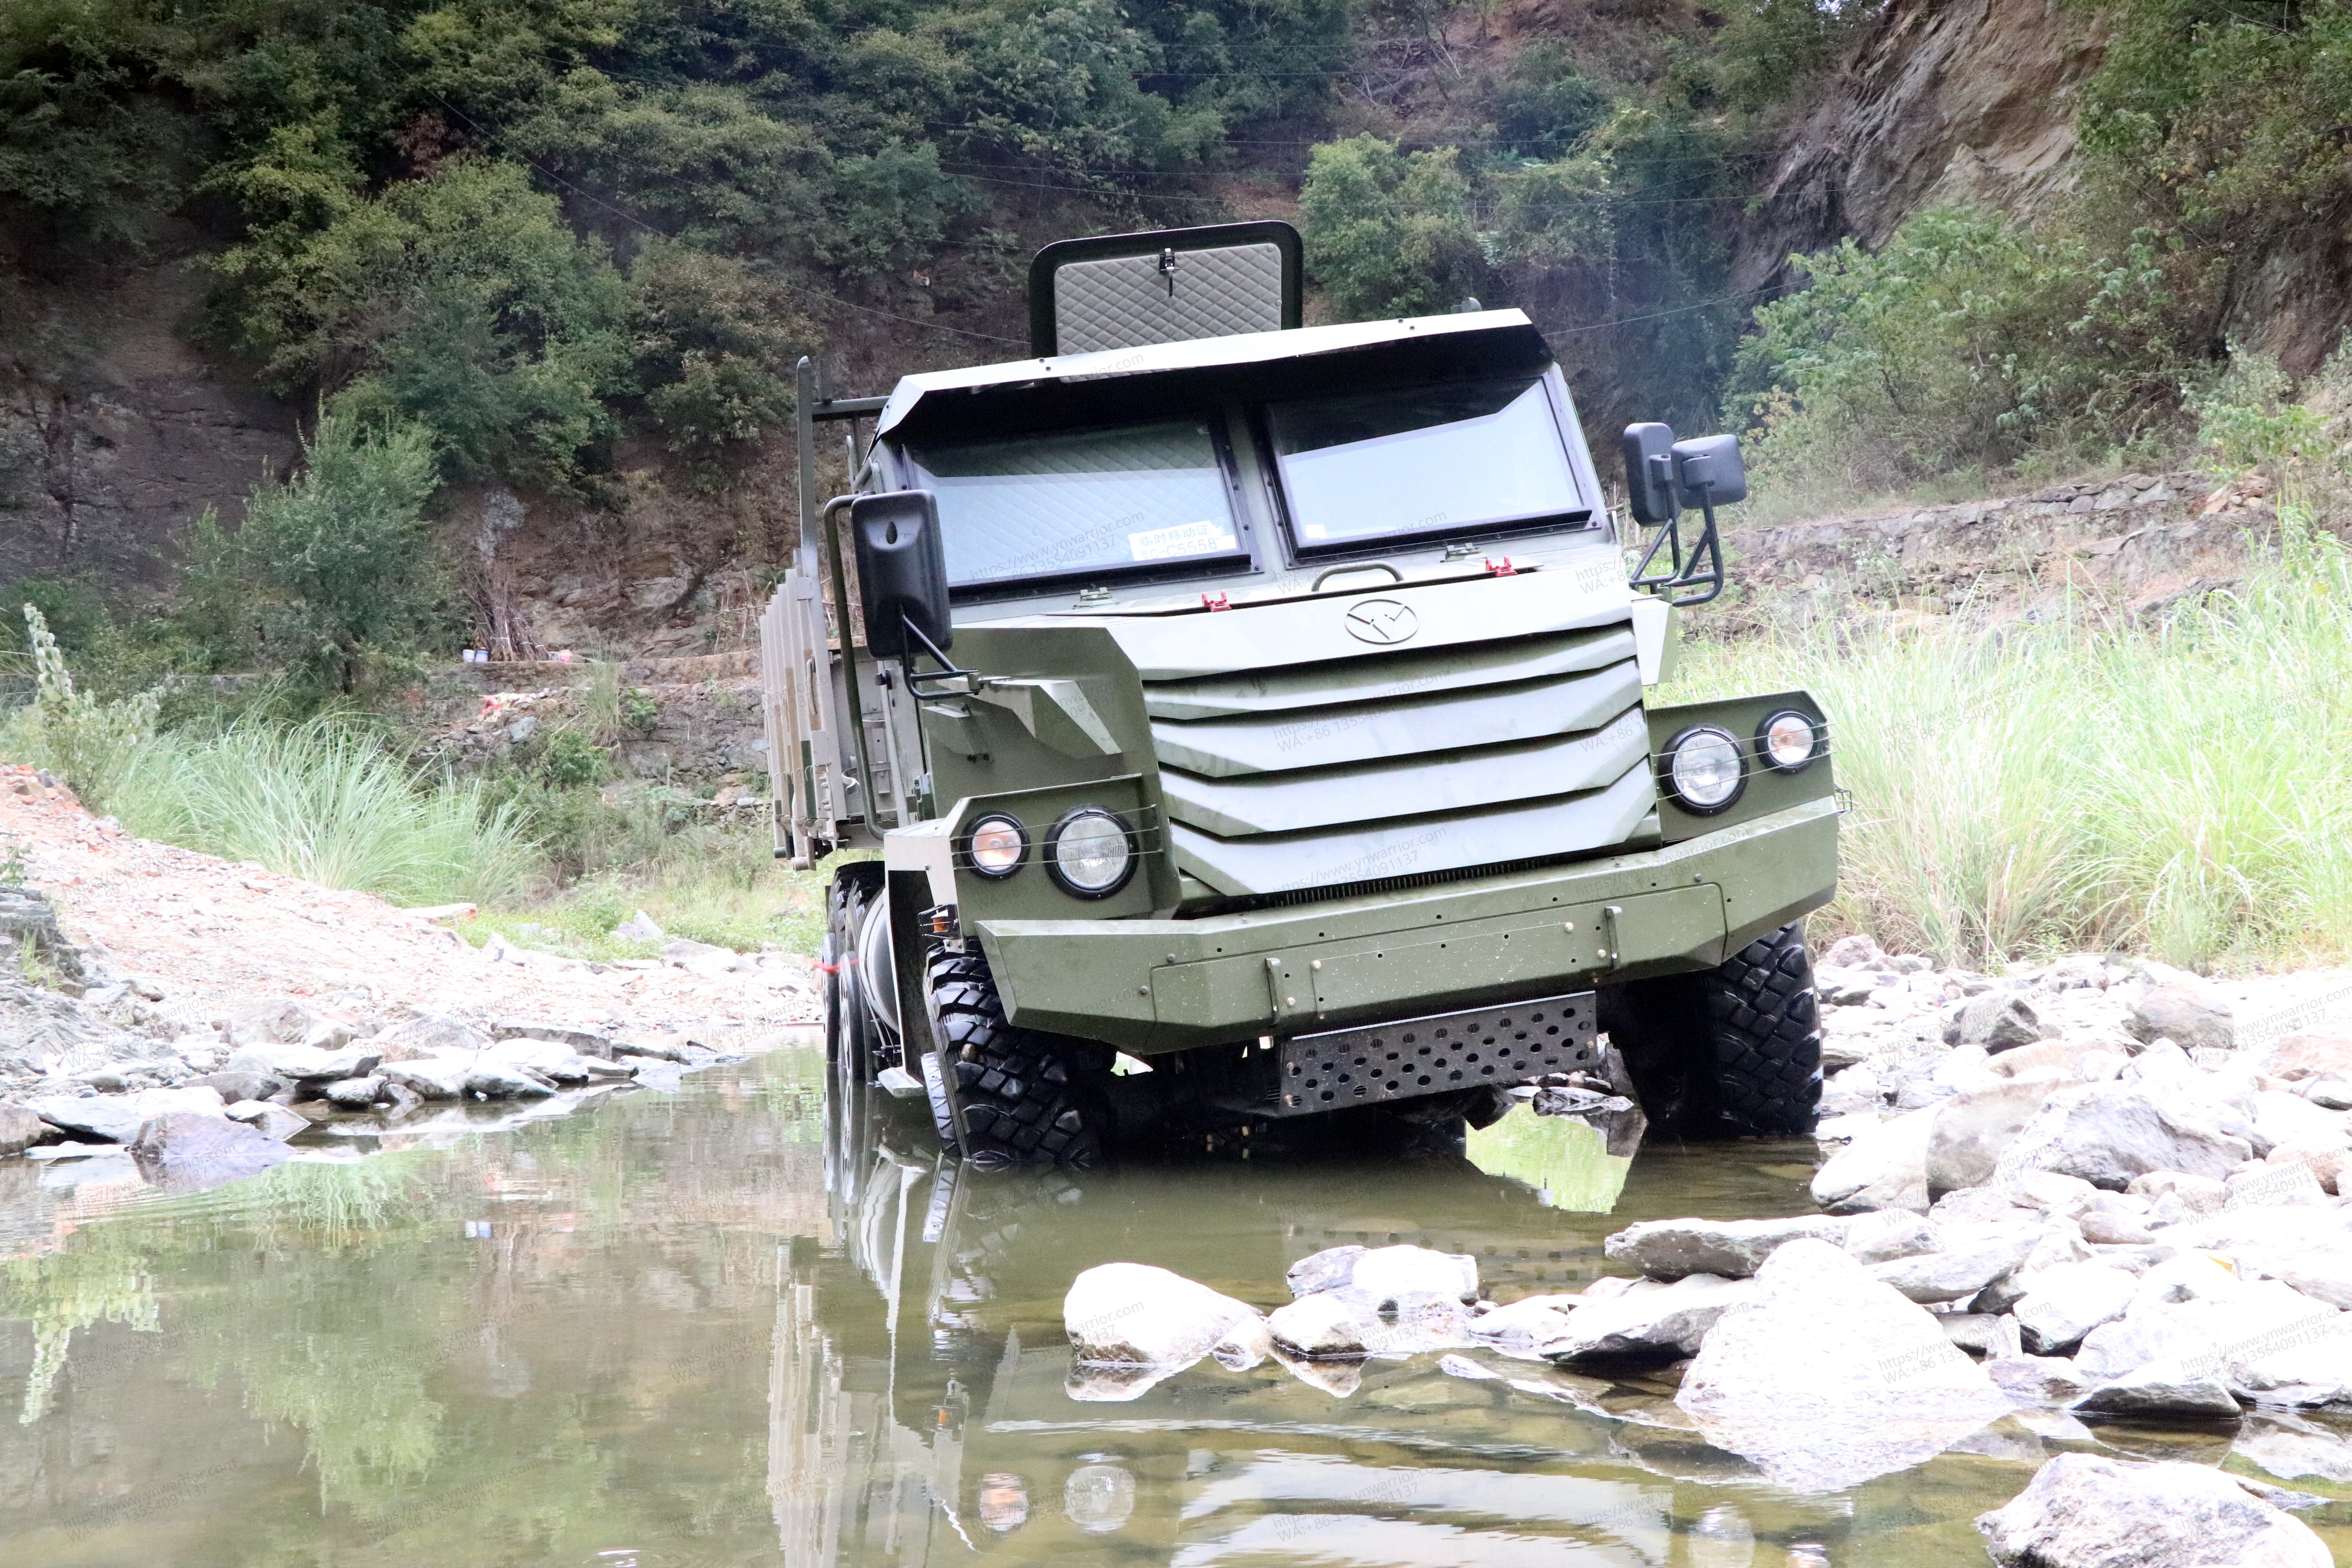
[2013,1263,2142,1354]
[127,1112,290,1193]
[322,1075,387,1109]
[1675,1239,2012,1492]
[1812,1105,1937,1213]
[1542,1274,1755,1363]
[1822,934,1884,968]
[2254,1091,2350,1154]
[2072,1362,2244,1419]
[1268,1292,1371,1357]
[1977,1454,2328,1568]
[370,1013,494,1061]
[233,1042,382,1085]
[611,910,663,943]
[1602,1214,1857,1280]
[222,1100,311,1141]
[1465,1294,1584,1356]
[1869,1227,2043,1304]
[465,1060,557,1099]
[0,1103,61,1156]
[2125,1169,2227,1214]
[27,1094,145,1143]
[187,1070,281,1105]
[492,1020,621,1056]
[1927,1080,2052,1196]
[1064,1262,1262,1371]
[1987,1355,2089,1405]
[1946,991,2050,1053]
[2226,1161,2330,1210]
[2129,981,2235,1053]
[1842,1209,1944,1264]
[1283,1243,1477,1312]
[2267,1033,2352,1083]
[1993,1082,2251,1190]
[2160,1207,2352,1310]
[1942,1313,2022,1358]
[378,1056,475,1100]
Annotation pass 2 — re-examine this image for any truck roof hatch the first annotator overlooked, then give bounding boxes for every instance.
[1029,221,1302,356]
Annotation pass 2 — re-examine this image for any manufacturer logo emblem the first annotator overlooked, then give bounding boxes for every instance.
[1344,598,1419,645]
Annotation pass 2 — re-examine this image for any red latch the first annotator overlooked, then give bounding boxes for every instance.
[1201,592,1232,611]
[1485,556,1518,577]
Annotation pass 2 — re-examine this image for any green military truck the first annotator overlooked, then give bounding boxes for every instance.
[760,221,1838,1165]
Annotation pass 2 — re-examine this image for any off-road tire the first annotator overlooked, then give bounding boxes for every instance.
[824,864,886,1075]
[924,946,1112,1169]
[1602,921,1822,1138]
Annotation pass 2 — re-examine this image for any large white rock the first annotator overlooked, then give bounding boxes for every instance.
[1285,1243,1477,1305]
[1465,1294,1583,1357]
[2160,1207,2352,1310]
[1993,1082,2251,1191]
[1539,1274,1755,1363]
[1268,1292,1370,1357]
[2012,1263,2138,1353]
[1812,1105,1937,1213]
[2071,1361,2244,1419]
[1603,1214,1858,1280]
[1926,1079,2052,1196]
[1675,1239,2012,1492]
[378,1055,475,1100]
[1977,1454,2328,1568]
[1065,1263,1262,1376]
[1867,1225,2043,1305]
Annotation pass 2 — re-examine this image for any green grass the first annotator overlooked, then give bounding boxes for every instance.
[103,719,538,907]
[1671,511,2352,971]
[455,833,835,960]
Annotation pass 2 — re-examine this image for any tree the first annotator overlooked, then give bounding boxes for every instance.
[180,413,450,700]
[1298,135,1484,322]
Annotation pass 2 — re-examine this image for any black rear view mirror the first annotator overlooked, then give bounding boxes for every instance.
[1672,434,1747,507]
[1621,423,1680,524]
[850,490,952,661]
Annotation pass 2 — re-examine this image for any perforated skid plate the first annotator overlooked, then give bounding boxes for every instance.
[1275,992,1598,1115]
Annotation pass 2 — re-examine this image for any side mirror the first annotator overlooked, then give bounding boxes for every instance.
[1621,423,1680,524]
[1672,434,1747,508]
[850,490,952,660]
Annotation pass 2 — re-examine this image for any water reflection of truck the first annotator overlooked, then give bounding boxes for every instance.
[764,221,1840,1163]
[767,1095,1850,1568]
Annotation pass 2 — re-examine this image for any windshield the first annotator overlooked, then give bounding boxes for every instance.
[1267,377,1587,549]
[906,419,1241,587]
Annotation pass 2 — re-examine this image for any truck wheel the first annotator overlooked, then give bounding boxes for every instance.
[924,946,1112,1170]
[824,865,885,1074]
[1602,922,1822,1138]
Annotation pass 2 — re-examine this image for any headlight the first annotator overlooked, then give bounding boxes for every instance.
[966,814,1027,877]
[1046,808,1135,897]
[1664,725,1745,814]
[1757,709,1822,773]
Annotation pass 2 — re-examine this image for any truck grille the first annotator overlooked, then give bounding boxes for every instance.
[1144,624,1655,897]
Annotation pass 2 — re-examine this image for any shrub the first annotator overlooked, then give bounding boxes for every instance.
[1299,135,1484,322]
[178,413,450,702]
[10,604,157,813]
[1733,207,2190,506]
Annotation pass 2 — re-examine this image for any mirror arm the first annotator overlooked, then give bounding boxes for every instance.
[1628,487,1726,608]
[898,610,975,691]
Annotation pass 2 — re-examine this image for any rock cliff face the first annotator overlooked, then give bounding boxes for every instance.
[1733,0,2106,294]
[0,258,295,591]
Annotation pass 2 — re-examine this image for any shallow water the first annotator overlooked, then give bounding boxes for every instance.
[6,1049,2352,1568]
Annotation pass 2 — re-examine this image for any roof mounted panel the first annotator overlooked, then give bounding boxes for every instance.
[1029,222,1302,356]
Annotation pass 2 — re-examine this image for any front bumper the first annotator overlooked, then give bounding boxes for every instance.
[975,795,1839,1054]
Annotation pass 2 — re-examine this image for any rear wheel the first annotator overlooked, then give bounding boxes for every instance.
[823,864,887,1076]
[1602,921,1822,1138]
[924,946,1113,1169]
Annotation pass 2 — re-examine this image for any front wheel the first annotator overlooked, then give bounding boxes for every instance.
[1601,921,1823,1138]
[923,946,1113,1169]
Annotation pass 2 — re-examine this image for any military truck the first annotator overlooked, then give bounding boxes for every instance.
[762,221,1838,1165]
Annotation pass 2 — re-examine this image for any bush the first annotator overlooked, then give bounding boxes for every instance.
[629,242,805,487]
[211,158,631,492]
[178,412,450,702]
[7,604,157,813]
[1733,207,2190,507]
[1299,135,1484,322]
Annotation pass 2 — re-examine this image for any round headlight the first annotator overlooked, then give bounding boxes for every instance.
[1046,808,1135,897]
[1758,709,1822,773]
[1664,725,1746,814]
[966,814,1027,877]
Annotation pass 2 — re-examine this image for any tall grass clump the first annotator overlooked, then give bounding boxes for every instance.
[5,604,158,812]
[1673,515,2352,971]
[112,720,534,907]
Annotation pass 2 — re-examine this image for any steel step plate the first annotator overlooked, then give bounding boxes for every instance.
[1275,992,1598,1115]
